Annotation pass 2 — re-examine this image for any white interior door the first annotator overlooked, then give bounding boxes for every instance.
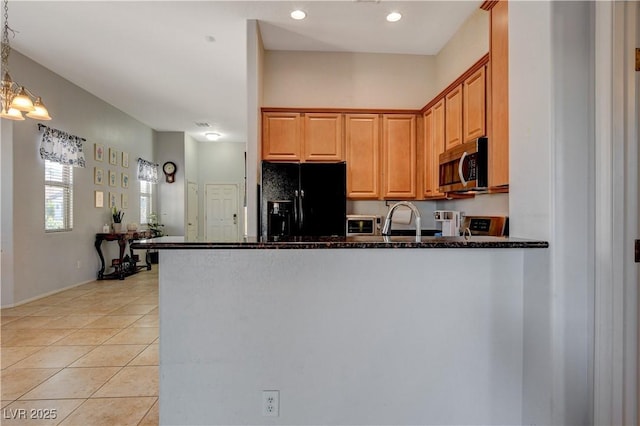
[205,184,239,242]
[187,181,198,241]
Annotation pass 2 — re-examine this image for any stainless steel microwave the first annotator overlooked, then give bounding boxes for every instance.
[346,215,381,236]
[439,137,488,193]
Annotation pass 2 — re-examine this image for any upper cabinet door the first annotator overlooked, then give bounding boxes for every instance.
[303,113,344,162]
[382,114,417,199]
[445,85,463,150]
[262,112,302,160]
[463,66,486,142]
[346,114,380,199]
[423,99,446,199]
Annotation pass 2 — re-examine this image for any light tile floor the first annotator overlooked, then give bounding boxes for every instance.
[1,269,159,425]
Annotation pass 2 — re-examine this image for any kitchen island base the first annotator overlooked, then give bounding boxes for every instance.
[158,248,527,425]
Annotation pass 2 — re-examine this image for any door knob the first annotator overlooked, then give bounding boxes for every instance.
[233,213,237,225]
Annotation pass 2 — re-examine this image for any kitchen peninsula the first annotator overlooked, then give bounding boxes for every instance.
[133,236,547,425]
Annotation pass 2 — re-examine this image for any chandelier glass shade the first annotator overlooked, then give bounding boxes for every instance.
[1,0,51,121]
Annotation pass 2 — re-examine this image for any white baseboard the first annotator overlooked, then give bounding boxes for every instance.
[1,278,97,309]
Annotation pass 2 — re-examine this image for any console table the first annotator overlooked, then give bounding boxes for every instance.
[95,230,152,280]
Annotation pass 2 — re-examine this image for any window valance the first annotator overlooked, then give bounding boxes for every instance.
[137,158,159,184]
[38,124,86,168]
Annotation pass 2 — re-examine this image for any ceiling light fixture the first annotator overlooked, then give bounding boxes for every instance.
[0,0,51,121]
[386,12,402,23]
[205,132,221,141]
[290,10,306,20]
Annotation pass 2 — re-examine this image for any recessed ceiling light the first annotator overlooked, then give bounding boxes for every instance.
[386,12,402,23]
[205,132,221,141]
[290,9,306,20]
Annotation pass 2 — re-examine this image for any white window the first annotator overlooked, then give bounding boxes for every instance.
[140,180,153,224]
[44,160,73,232]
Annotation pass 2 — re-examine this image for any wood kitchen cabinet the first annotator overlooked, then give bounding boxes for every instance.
[345,114,380,199]
[262,112,302,160]
[443,66,487,150]
[445,85,463,150]
[303,113,343,162]
[423,100,446,199]
[382,114,416,199]
[262,111,343,162]
[463,66,486,142]
[489,0,509,188]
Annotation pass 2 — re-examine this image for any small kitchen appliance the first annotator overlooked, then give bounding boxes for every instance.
[434,210,461,236]
[346,215,381,236]
[461,216,508,237]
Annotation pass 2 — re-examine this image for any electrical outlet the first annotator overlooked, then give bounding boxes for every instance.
[262,390,279,417]
[76,260,81,269]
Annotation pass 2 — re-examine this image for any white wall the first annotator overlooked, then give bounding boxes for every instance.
[246,19,263,237]
[261,9,488,109]
[197,142,246,240]
[263,51,435,109]
[160,248,526,425]
[549,3,594,423]
[184,134,199,185]
[434,8,490,95]
[1,51,154,306]
[184,134,199,236]
[510,2,595,425]
[509,2,554,422]
[156,132,185,237]
[1,121,14,306]
[436,193,509,220]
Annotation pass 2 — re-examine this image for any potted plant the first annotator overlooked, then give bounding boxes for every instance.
[147,212,164,237]
[147,212,164,264]
[112,206,124,232]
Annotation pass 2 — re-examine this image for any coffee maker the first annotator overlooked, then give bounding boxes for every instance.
[433,210,461,237]
[267,200,293,237]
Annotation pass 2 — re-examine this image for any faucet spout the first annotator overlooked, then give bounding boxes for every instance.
[381,201,422,241]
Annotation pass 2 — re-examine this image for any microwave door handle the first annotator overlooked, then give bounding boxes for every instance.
[458,151,469,187]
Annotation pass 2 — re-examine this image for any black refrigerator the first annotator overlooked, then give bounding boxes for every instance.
[261,161,346,238]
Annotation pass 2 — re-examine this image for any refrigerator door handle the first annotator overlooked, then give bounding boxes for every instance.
[299,190,305,230]
[293,190,299,229]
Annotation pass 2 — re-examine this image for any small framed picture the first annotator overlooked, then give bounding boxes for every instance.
[121,193,129,209]
[121,173,129,189]
[122,151,129,168]
[109,148,118,165]
[109,192,118,209]
[94,143,104,162]
[94,167,104,185]
[108,170,117,187]
[94,190,104,208]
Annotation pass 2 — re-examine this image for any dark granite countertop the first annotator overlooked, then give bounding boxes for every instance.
[131,235,548,250]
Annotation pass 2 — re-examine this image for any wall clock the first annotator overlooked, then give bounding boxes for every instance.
[163,161,177,183]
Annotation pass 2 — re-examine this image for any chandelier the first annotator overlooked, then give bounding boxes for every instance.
[0,0,51,120]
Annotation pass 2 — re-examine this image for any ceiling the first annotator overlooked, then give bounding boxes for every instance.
[7,1,481,143]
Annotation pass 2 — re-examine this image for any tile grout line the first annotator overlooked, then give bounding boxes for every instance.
[2,270,159,424]
[136,397,159,426]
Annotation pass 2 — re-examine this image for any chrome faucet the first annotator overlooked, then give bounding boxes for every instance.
[382,201,422,241]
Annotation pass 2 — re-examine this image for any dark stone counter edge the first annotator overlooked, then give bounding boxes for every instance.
[131,239,549,250]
